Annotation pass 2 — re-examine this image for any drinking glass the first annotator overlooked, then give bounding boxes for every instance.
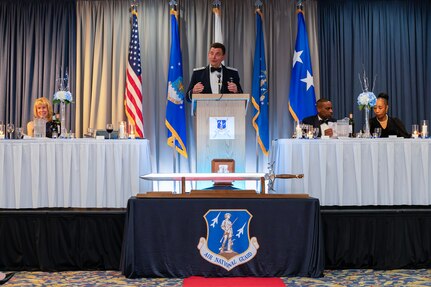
[0,122,4,138]
[128,123,136,139]
[15,127,23,139]
[313,127,320,139]
[6,123,14,139]
[374,128,382,138]
[106,123,113,139]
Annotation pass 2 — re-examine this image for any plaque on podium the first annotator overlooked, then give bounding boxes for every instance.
[192,94,250,189]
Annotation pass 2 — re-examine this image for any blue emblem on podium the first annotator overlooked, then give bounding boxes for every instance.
[197,209,259,271]
[217,119,227,130]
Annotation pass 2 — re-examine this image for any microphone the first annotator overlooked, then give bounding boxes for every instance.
[217,73,222,94]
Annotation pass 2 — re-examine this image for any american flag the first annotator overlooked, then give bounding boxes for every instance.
[125,8,144,138]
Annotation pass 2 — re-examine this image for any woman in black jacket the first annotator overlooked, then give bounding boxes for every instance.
[370,93,410,138]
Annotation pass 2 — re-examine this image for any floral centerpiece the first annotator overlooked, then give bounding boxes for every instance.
[53,90,73,104]
[357,70,376,137]
[53,69,73,137]
[357,91,376,111]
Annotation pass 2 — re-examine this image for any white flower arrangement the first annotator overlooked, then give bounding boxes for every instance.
[53,69,73,104]
[53,90,73,104]
[357,69,376,110]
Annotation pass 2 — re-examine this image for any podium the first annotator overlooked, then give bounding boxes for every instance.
[192,94,249,188]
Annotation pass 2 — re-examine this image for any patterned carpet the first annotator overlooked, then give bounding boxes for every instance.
[2,269,431,286]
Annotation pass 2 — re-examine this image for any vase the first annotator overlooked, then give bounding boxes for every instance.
[59,101,67,138]
[363,107,371,138]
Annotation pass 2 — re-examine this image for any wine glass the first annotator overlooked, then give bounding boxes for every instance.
[6,123,14,139]
[106,123,113,139]
[374,128,382,138]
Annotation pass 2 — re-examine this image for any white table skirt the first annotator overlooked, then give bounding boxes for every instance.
[272,138,431,206]
[0,139,152,208]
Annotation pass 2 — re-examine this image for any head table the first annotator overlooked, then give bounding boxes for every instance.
[0,139,152,208]
[272,138,431,206]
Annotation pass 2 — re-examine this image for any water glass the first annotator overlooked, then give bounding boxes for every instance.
[0,122,4,139]
[313,127,320,139]
[15,127,23,139]
[6,123,14,139]
[52,131,58,139]
[373,128,382,138]
[128,123,136,139]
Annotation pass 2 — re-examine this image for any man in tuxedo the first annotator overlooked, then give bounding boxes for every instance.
[186,42,243,101]
[302,98,336,137]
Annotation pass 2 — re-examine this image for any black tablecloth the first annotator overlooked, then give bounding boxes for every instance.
[120,196,324,278]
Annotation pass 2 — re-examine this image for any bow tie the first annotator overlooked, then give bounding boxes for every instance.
[319,119,329,125]
[210,67,222,73]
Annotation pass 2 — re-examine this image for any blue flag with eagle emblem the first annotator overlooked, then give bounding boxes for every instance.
[251,8,269,156]
[288,8,317,122]
[165,8,187,158]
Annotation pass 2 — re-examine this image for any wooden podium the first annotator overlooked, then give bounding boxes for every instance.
[192,94,250,188]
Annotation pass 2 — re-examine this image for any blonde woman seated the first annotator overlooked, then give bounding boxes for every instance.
[27,97,55,138]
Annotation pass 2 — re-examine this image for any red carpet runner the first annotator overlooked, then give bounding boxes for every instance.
[183,276,286,287]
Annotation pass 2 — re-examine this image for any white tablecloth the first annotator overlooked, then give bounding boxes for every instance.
[0,139,152,208]
[272,138,431,206]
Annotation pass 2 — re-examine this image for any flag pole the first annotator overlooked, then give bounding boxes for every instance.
[255,128,260,191]
[169,0,178,194]
[254,0,263,193]
[172,137,177,193]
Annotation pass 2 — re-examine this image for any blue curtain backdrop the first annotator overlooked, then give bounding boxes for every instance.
[318,0,431,131]
[0,0,76,129]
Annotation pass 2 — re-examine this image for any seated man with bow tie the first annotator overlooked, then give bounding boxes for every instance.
[302,98,337,137]
[186,42,243,101]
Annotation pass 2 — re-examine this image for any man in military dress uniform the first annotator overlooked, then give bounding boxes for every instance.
[186,42,243,101]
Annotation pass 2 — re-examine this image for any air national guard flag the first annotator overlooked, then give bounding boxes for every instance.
[125,8,144,138]
[251,8,269,156]
[165,8,188,158]
[288,9,317,122]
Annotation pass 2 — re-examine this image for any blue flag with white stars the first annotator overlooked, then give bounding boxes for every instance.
[288,9,317,122]
[251,9,269,156]
[165,9,187,158]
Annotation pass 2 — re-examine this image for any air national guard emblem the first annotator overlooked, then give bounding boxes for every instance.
[217,119,227,130]
[197,209,259,271]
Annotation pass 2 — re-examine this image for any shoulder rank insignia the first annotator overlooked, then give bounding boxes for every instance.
[226,66,238,71]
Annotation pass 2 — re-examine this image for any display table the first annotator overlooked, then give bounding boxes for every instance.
[0,139,152,208]
[272,138,431,206]
[120,196,324,278]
